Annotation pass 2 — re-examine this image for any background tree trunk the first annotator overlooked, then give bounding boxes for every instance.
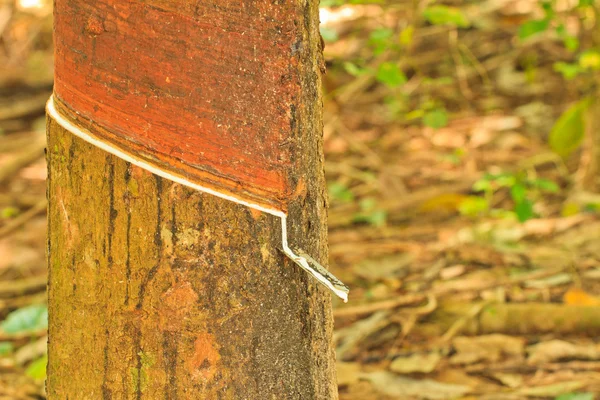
[46,0,338,398]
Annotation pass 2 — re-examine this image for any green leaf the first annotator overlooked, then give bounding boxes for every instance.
[473,178,493,193]
[423,108,448,129]
[370,28,393,42]
[556,24,567,37]
[399,25,414,46]
[518,19,549,40]
[541,1,554,15]
[320,26,339,42]
[515,199,535,222]
[1,304,48,334]
[26,355,47,382]
[579,50,600,70]
[510,183,527,203]
[320,0,343,6]
[556,26,579,51]
[554,24,579,51]
[376,62,407,87]
[578,0,594,7]
[549,98,592,158]
[353,198,387,227]
[495,174,517,187]
[0,342,13,356]
[343,62,369,77]
[563,36,579,52]
[555,393,594,400]
[553,62,583,80]
[490,208,517,219]
[362,210,387,227]
[369,28,393,54]
[532,178,559,192]
[561,202,581,217]
[359,197,377,211]
[458,196,489,216]
[328,182,355,203]
[405,109,425,121]
[0,207,19,219]
[423,5,470,28]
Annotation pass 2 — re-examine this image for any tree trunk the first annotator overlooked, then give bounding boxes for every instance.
[580,97,600,191]
[579,6,600,192]
[46,1,338,398]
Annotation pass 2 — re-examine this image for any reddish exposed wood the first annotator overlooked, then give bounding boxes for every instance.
[54,0,309,211]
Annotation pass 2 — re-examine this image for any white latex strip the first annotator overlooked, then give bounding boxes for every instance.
[47,96,349,302]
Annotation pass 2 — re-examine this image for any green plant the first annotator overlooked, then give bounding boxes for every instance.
[518,0,598,159]
[0,304,48,334]
[0,342,13,356]
[26,355,47,382]
[423,108,448,129]
[353,197,387,227]
[320,0,384,6]
[376,62,407,87]
[460,172,560,222]
[328,182,355,203]
[555,393,594,400]
[517,0,582,49]
[320,1,471,129]
[0,207,19,219]
[422,5,470,28]
[549,97,592,158]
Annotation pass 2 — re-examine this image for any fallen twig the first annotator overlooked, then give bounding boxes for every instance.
[334,293,426,318]
[0,199,46,239]
[439,299,493,343]
[0,92,49,121]
[0,274,47,298]
[419,302,600,337]
[0,135,46,185]
[329,180,475,227]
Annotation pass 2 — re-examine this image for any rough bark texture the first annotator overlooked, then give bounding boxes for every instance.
[47,0,337,398]
[580,10,600,192]
[581,97,600,191]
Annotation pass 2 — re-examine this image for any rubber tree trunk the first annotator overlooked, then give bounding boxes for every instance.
[580,6,600,191]
[46,1,338,398]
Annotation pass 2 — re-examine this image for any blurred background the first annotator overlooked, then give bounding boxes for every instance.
[2,0,600,399]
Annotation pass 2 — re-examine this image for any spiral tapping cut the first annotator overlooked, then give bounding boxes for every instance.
[47,95,350,302]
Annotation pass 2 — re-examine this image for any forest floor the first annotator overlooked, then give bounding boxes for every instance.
[1,1,600,399]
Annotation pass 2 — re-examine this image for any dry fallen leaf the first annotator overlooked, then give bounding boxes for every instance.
[390,351,442,374]
[418,193,470,213]
[337,362,361,387]
[517,381,586,397]
[353,253,413,281]
[451,335,525,365]
[525,273,572,289]
[336,311,391,361]
[360,371,471,400]
[440,264,466,280]
[527,340,600,364]
[492,373,523,389]
[563,288,600,306]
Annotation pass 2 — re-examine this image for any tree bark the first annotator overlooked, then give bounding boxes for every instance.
[579,6,600,192]
[47,1,337,398]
